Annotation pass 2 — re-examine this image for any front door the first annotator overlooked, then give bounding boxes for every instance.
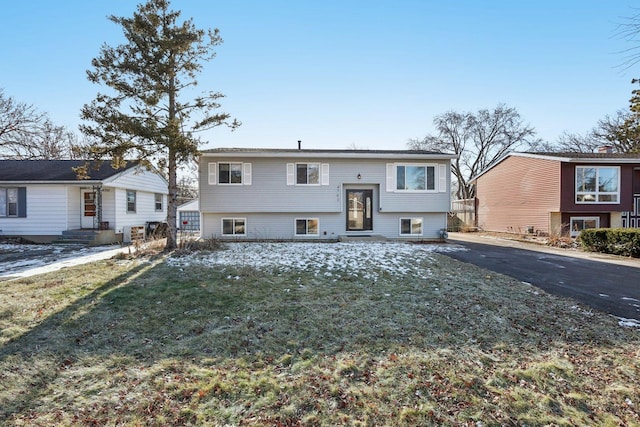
[346,190,373,231]
[81,190,96,229]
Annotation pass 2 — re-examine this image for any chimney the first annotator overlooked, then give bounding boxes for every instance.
[298,140,301,150]
[598,145,613,154]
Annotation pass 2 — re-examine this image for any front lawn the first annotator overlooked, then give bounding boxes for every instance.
[0,242,638,426]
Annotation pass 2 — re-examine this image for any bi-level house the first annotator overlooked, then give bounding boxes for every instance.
[473,151,640,236]
[198,148,455,241]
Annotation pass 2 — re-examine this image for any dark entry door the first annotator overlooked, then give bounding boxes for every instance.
[346,190,373,231]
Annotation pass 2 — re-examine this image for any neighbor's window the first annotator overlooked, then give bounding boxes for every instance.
[126,190,136,213]
[219,162,243,184]
[154,193,163,211]
[0,188,18,217]
[296,163,320,185]
[570,217,599,237]
[295,218,319,236]
[222,218,246,236]
[576,166,619,203]
[400,218,423,235]
[396,165,435,191]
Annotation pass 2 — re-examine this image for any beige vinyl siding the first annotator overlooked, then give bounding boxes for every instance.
[476,156,560,234]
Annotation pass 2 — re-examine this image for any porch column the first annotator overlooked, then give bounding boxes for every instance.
[610,211,623,228]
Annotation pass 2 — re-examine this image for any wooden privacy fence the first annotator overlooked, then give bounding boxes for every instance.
[449,198,476,231]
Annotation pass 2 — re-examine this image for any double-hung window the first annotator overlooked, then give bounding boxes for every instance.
[575,166,619,203]
[154,193,163,211]
[0,188,19,217]
[222,218,246,236]
[295,218,319,236]
[126,190,136,213]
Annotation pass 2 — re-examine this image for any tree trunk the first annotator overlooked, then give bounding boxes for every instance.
[166,146,178,250]
[165,73,178,250]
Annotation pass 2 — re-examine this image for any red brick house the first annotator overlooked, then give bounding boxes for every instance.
[472,152,640,236]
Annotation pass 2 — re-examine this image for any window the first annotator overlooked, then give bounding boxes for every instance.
[286,163,329,185]
[126,190,136,213]
[222,218,246,236]
[400,218,423,236]
[295,218,319,236]
[570,217,599,237]
[154,193,163,211]
[576,166,619,203]
[0,188,19,217]
[296,163,320,185]
[219,162,243,184]
[208,162,251,185]
[0,188,25,218]
[396,165,435,191]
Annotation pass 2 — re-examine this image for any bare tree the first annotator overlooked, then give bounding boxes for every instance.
[0,89,87,159]
[408,104,538,200]
[6,119,82,159]
[176,160,199,206]
[532,110,639,154]
[0,89,46,158]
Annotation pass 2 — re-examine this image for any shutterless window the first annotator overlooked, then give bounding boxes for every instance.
[222,218,246,236]
[400,218,423,235]
[295,218,319,236]
[396,165,435,191]
[296,163,320,185]
[154,193,163,211]
[570,217,599,237]
[126,190,136,213]
[576,166,619,203]
[219,162,243,184]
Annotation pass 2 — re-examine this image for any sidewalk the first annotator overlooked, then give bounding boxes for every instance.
[446,232,640,269]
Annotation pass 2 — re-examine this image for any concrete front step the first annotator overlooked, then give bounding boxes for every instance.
[52,230,100,245]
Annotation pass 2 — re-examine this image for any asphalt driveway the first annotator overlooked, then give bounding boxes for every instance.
[444,233,640,323]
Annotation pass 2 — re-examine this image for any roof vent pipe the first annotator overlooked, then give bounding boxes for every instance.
[298,140,301,150]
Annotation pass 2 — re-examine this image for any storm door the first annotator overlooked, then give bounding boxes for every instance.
[346,190,373,231]
[81,189,96,229]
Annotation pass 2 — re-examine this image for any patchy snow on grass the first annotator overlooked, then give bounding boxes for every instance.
[0,243,131,279]
[168,241,465,281]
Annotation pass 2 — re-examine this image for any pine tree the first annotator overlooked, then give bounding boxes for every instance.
[81,0,239,249]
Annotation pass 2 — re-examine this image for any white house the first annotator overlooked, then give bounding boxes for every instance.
[0,160,168,244]
[198,148,455,241]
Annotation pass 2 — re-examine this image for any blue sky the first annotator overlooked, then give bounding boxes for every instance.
[1,1,638,151]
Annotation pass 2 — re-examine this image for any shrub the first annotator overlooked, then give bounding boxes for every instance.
[579,228,640,257]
